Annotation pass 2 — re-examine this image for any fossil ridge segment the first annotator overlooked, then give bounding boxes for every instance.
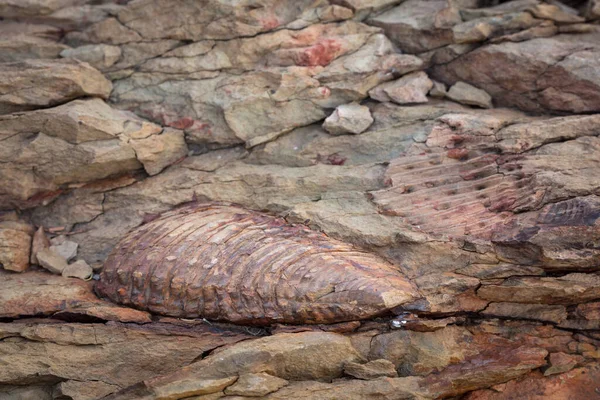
[96,204,419,325]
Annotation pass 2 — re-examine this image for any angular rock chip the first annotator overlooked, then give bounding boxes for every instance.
[0,59,112,115]
[130,128,189,175]
[30,226,50,265]
[224,373,288,397]
[62,259,94,280]
[96,203,419,325]
[344,359,398,380]
[369,71,433,104]
[447,81,493,108]
[36,248,69,274]
[323,103,374,135]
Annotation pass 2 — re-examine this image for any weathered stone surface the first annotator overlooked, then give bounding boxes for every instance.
[130,128,188,175]
[30,226,50,265]
[0,35,68,62]
[0,225,31,272]
[53,380,121,400]
[62,259,93,280]
[35,248,69,274]
[464,364,600,400]
[369,326,478,376]
[60,44,122,70]
[97,203,419,325]
[478,274,600,305]
[447,81,493,108]
[0,320,249,390]
[369,71,433,104]
[481,303,568,324]
[344,359,398,379]
[432,33,600,113]
[3,1,600,398]
[544,352,582,376]
[49,235,78,261]
[0,59,112,115]
[0,385,53,400]
[224,373,288,397]
[262,377,424,400]
[0,270,152,323]
[368,0,461,53]
[586,0,600,19]
[106,332,363,399]
[0,98,172,209]
[323,103,373,135]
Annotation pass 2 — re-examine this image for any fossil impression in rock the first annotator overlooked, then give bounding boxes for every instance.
[96,204,419,325]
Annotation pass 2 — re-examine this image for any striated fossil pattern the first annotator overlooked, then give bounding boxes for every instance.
[96,203,419,325]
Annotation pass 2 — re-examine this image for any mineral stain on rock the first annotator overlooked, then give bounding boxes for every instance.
[96,203,420,325]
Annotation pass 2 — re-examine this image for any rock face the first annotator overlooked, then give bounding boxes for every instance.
[96,203,419,325]
[432,33,600,113]
[1,0,600,399]
[0,59,112,114]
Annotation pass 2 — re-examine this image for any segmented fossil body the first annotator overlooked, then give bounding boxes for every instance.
[96,204,419,325]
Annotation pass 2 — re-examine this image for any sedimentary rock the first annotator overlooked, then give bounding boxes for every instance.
[2,1,600,398]
[323,103,373,135]
[432,33,600,113]
[0,221,32,272]
[447,81,493,108]
[0,59,112,115]
[369,71,434,104]
[96,203,419,325]
[0,270,152,323]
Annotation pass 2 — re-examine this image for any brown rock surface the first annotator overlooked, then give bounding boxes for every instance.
[0,270,151,323]
[432,33,600,113]
[0,59,112,115]
[0,223,32,272]
[2,1,600,398]
[0,320,250,388]
[464,364,600,400]
[344,359,399,379]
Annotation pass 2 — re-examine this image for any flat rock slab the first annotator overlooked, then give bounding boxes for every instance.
[0,320,250,390]
[0,59,112,115]
[0,270,151,323]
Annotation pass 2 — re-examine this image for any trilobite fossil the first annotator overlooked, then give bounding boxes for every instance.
[96,203,419,325]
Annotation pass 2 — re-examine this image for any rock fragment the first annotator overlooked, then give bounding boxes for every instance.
[36,248,69,274]
[432,34,600,113]
[429,81,448,98]
[62,259,93,280]
[544,352,582,376]
[30,226,50,265]
[367,0,461,53]
[130,128,189,175]
[447,82,493,108]
[586,0,600,20]
[49,235,78,262]
[224,373,289,397]
[344,359,398,380]
[60,44,122,70]
[0,35,69,62]
[369,71,433,104]
[323,103,373,135]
